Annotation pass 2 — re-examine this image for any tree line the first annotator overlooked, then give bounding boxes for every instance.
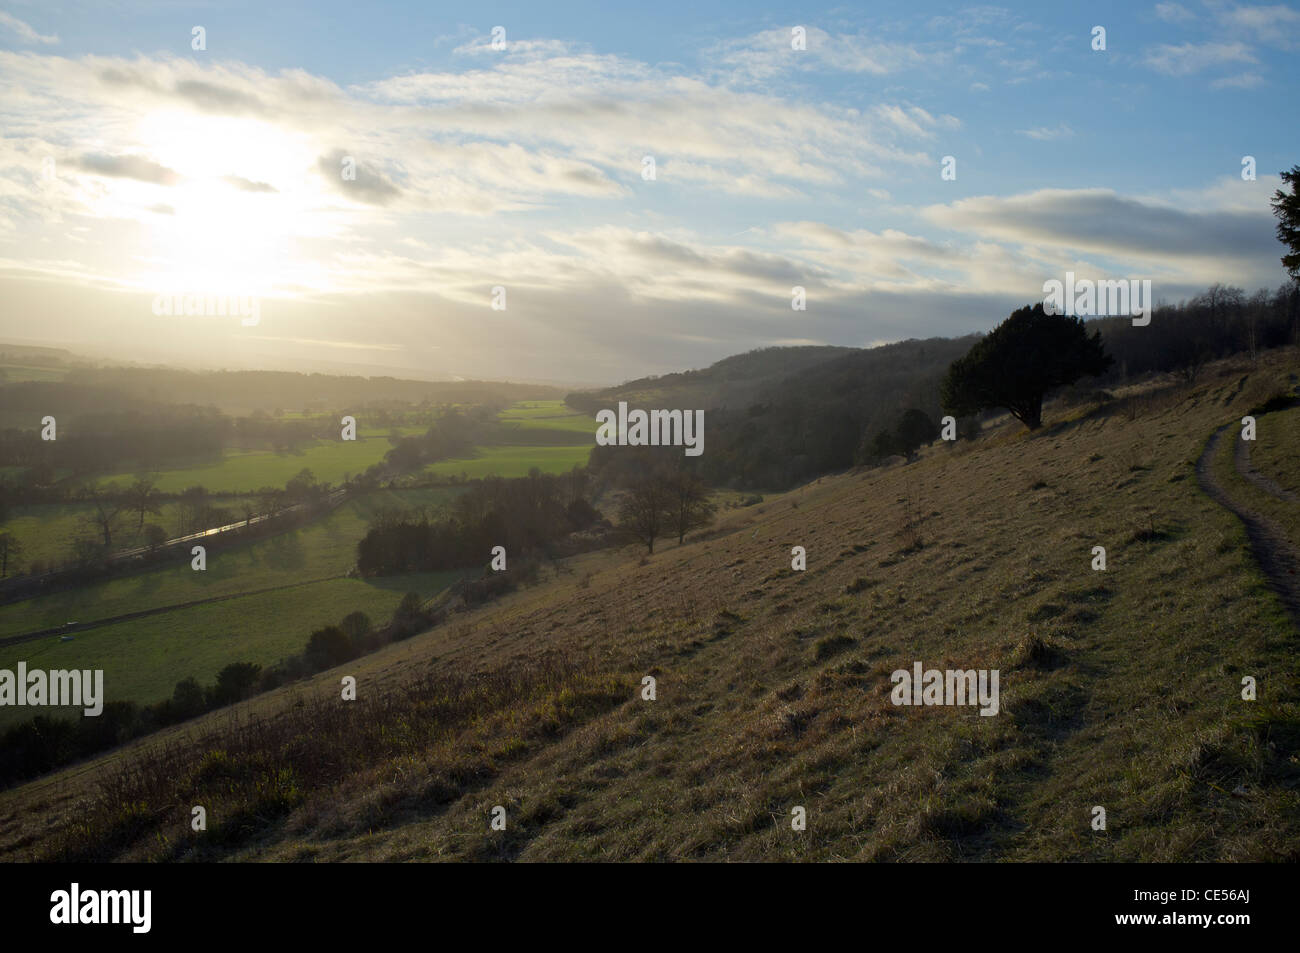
[356,467,600,575]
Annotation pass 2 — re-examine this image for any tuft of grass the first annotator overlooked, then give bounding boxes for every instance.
[813,633,856,661]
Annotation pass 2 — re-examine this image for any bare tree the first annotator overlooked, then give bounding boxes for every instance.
[1172,335,1210,386]
[618,473,674,554]
[83,500,122,549]
[124,477,161,531]
[257,486,287,520]
[665,469,715,544]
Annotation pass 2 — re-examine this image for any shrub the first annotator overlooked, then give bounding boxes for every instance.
[210,662,263,706]
[304,626,355,672]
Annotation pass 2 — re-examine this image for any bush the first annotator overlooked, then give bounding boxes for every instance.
[210,662,263,706]
[169,676,206,720]
[304,626,355,672]
[339,610,372,652]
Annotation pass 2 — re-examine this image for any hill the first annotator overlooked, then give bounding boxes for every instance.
[1,350,1297,861]
[566,345,857,413]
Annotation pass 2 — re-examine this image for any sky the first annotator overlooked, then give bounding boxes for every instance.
[0,0,1297,384]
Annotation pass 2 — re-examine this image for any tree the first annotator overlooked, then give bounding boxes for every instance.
[389,592,427,639]
[286,468,320,503]
[618,472,674,554]
[1171,336,1211,385]
[860,409,939,463]
[171,676,207,719]
[893,408,939,461]
[210,661,262,706]
[0,531,22,578]
[82,500,122,549]
[305,626,355,671]
[143,523,168,552]
[859,428,899,463]
[1271,164,1300,282]
[339,611,372,645]
[72,536,109,567]
[665,469,715,544]
[124,478,161,532]
[257,486,287,519]
[941,303,1112,431]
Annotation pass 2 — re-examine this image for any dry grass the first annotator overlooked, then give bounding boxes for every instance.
[2,351,1298,862]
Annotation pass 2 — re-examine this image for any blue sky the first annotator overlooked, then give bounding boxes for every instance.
[0,0,1296,383]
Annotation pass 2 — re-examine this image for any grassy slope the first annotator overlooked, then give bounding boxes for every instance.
[1230,392,1300,543]
[2,355,1297,862]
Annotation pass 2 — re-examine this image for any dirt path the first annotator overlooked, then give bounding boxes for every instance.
[1235,433,1297,502]
[1196,423,1300,626]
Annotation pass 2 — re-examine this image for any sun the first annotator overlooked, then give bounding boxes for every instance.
[121,110,336,298]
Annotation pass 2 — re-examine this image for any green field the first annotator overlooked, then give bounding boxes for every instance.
[83,406,593,492]
[95,432,401,494]
[0,487,460,639]
[498,400,595,435]
[0,571,459,725]
[420,401,594,478]
[0,363,67,383]
[0,399,598,722]
[424,444,593,479]
[1,498,243,570]
[0,486,465,725]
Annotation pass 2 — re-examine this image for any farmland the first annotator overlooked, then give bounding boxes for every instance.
[0,397,593,730]
[93,430,410,494]
[0,486,464,726]
[1,497,243,568]
[424,400,595,478]
[0,571,457,722]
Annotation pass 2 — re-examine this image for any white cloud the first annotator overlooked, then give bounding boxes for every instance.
[707,26,946,81]
[1016,123,1075,141]
[0,12,58,45]
[920,185,1284,293]
[1211,71,1265,88]
[1216,3,1300,46]
[0,30,1288,381]
[1154,2,1197,23]
[1143,41,1258,75]
[872,104,961,140]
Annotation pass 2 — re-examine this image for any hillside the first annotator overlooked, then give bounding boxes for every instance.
[566,345,857,413]
[2,352,1298,862]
